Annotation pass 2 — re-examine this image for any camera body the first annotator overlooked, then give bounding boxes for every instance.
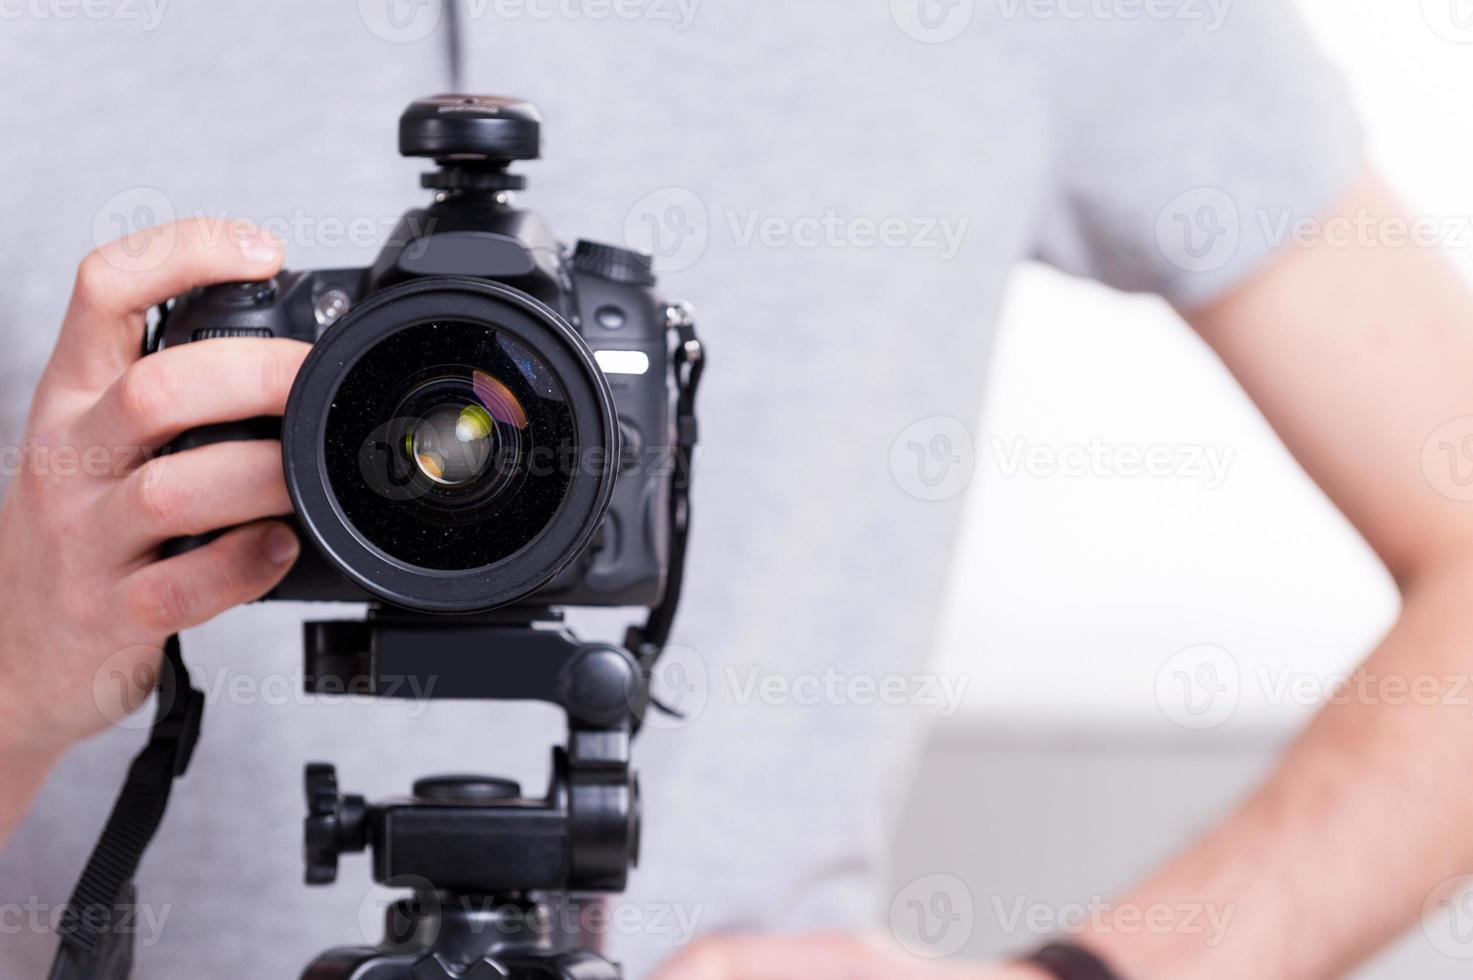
[155,96,681,613]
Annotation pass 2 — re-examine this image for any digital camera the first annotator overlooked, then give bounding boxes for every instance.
[155,95,694,615]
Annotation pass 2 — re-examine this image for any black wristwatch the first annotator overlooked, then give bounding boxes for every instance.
[1021,942,1125,980]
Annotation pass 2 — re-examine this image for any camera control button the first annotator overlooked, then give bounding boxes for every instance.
[314,288,352,328]
[595,305,627,330]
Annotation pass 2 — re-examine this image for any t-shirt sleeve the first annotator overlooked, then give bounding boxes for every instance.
[1029,0,1366,310]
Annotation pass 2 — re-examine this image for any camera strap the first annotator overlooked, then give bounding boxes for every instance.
[626,307,704,713]
[46,635,204,980]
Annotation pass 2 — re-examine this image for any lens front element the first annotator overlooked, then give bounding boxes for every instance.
[329,320,577,572]
[410,400,497,488]
[391,369,522,496]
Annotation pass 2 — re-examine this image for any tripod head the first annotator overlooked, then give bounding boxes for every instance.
[298,607,646,979]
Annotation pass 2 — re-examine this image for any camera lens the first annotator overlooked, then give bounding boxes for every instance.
[409,401,496,487]
[380,369,521,497]
[329,320,579,572]
[284,279,617,614]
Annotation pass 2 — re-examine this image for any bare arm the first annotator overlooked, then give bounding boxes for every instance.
[651,171,1473,980]
[1081,169,1473,979]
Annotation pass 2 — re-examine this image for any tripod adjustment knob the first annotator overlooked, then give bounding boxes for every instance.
[303,763,368,885]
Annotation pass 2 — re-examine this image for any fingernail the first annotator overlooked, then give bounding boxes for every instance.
[236,225,282,264]
[262,524,299,565]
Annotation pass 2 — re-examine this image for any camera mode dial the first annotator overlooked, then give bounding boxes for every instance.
[572,240,657,287]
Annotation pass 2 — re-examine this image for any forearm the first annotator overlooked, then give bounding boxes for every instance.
[1082,554,1473,980]
[0,492,62,848]
[1056,171,1473,979]
[0,723,61,848]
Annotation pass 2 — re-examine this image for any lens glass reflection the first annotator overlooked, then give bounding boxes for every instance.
[325,320,576,571]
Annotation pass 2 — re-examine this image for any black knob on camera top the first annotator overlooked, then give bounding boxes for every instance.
[572,240,656,287]
[400,94,542,164]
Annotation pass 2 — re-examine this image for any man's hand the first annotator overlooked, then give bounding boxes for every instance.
[650,932,1046,980]
[0,218,309,844]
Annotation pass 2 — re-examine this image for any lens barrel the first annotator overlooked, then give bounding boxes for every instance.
[283,278,618,613]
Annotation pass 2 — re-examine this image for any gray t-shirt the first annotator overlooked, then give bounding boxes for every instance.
[0,2,1361,976]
